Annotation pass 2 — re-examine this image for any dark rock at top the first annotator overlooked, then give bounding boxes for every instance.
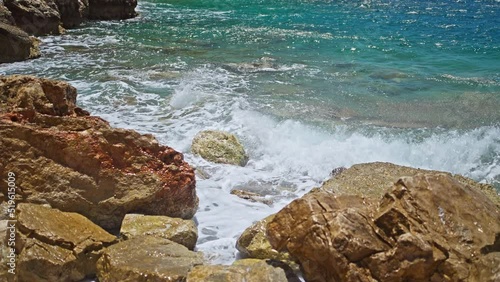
[54,0,89,28]
[0,2,15,25]
[88,0,137,20]
[4,0,62,35]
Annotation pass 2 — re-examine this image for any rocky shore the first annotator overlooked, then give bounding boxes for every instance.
[0,75,499,281]
[0,0,137,64]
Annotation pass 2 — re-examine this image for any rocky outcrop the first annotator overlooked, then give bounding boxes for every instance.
[54,0,89,28]
[88,0,137,20]
[120,213,198,250]
[186,259,288,282]
[14,203,117,282]
[97,236,204,282]
[267,172,500,282]
[319,162,500,207]
[0,2,15,24]
[192,130,248,166]
[4,0,62,35]
[0,75,198,230]
[0,22,41,63]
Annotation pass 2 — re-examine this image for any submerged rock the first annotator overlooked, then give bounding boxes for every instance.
[192,130,248,166]
[230,189,273,205]
[4,0,62,35]
[186,259,287,282]
[0,75,198,230]
[120,213,198,250]
[14,203,117,282]
[0,22,40,63]
[88,0,137,20]
[97,236,204,282]
[267,172,500,282]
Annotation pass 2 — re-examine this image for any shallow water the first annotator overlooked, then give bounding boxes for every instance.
[1,0,499,264]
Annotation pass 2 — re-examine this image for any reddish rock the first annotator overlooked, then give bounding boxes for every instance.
[0,75,198,230]
[267,171,500,282]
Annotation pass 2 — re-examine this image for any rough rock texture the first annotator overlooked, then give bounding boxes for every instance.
[320,162,500,208]
[0,2,15,24]
[192,130,248,166]
[4,0,62,35]
[120,213,198,250]
[14,203,117,282]
[55,0,89,28]
[88,0,137,20]
[0,22,41,63]
[186,259,288,282]
[97,236,204,282]
[267,173,500,282]
[0,75,198,230]
[236,215,294,264]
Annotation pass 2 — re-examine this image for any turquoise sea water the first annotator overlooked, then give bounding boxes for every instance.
[1,0,499,263]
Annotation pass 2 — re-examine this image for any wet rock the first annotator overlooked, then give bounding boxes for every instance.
[0,22,41,64]
[267,172,500,282]
[54,0,89,28]
[88,0,137,20]
[4,0,63,35]
[192,130,248,166]
[14,203,117,282]
[97,236,204,282]
[120,213,198,250]
[230,189,273,205]
[0,75,198,230]
[186,259,287,282]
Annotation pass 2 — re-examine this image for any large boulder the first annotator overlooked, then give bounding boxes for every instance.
[320,162,500,207]
[4,0,62,35]
[97,236,204,282]
[120,213,198,250]
[186,259,288,282]
[191,130,248,166]
[13,203,117,282]
[88,0,137,20]
[54,0,89,28]
[267,173,500,282]
[0,75,198,230]
[0,22,41,63]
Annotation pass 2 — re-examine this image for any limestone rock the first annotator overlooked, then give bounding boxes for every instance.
[0,75,198,230]
[186,259,287,282]
[231,189,273,205]
[192,130,248,166]
[0,22,40,64]
[54,0,89,28]
[320,162,500,207]
[236,215,294,264]
[267,172,500,282]
[4,0,62,35]
[120,213,198,250]
[88,0,137,20]
[14,203,117,282]
[97,236,204,282]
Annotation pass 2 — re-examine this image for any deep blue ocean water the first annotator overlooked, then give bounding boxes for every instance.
[1,0,499,263]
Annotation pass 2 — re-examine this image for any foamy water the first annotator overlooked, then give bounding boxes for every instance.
[1,0,499,265]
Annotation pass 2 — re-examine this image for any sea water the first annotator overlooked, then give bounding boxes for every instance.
[1,0,499,264]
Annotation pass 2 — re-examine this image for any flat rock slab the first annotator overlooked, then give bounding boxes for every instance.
[15,203,117,282]
[120,213,198,250]
[97,236,204,282]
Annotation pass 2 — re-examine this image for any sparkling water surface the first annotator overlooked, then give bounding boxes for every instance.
[1,0,499,264]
